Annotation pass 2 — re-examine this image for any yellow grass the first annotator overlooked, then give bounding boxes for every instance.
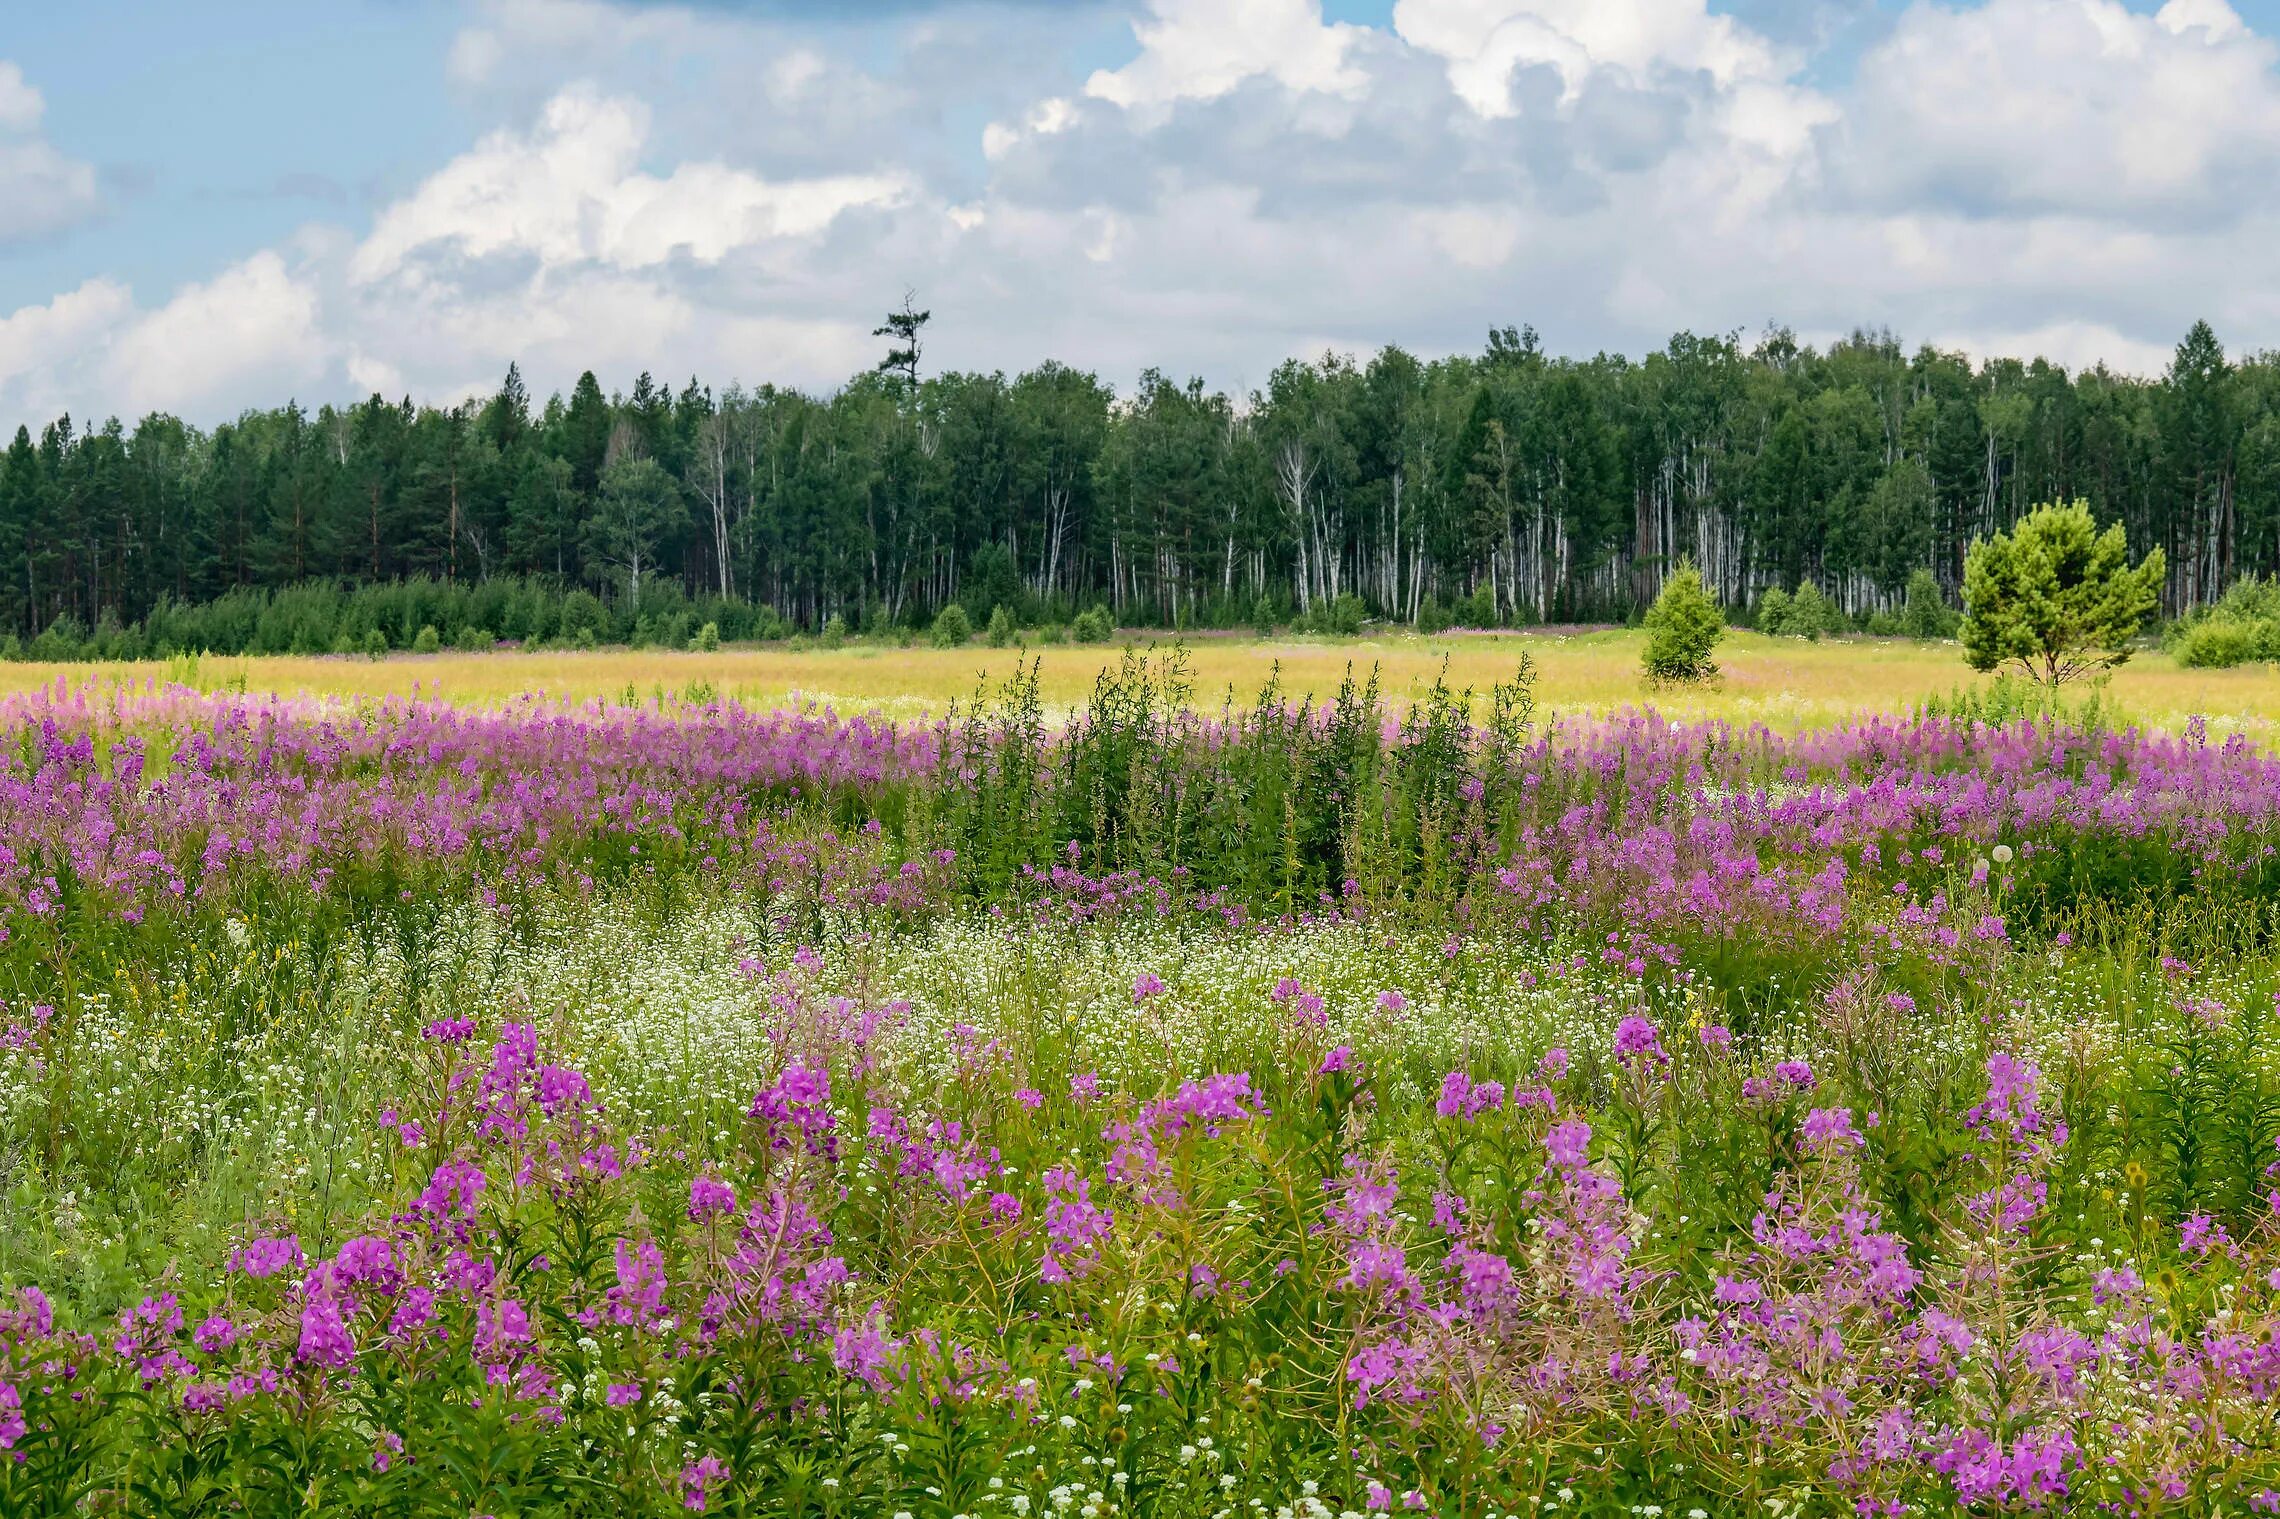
[0,631,2271,738]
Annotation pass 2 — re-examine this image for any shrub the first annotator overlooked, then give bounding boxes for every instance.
[931,603,973,648]
[690,620,721,653]
[1899,568,1960,640]
[453,625,495,653]
[819,614,847,650]
[1323,593,1367,637]
[1415,595,1449,635]
[1642,561,1725,683]
[1759,582,1845,639]
[1038,622,1069,645]
[2170,575,2280,668]
[362,628,389,659]
[412,624,441,654]
[985,605,1016,648]
[1963,499,2163,684]
[1072,606,1113,644]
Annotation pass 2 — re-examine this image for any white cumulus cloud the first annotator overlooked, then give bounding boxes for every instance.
[0,60,101,245]
[1841,0,2280,219]
[1085,0,1368,109]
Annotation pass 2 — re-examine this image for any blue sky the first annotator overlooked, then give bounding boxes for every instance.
[5,0,2280,428]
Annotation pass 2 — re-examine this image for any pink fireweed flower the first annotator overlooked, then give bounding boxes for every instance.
[1318,1044,1355,1075]
[1800,1106,1864,1154]
[334,1235,402,1295]
[1435,1070,1506,1120]
[296,1292,356,1370]
[689,1173,737,1222]
[1613,1015,1668,1072]
[474,1298,535,1364]
[1131,971,1166,1001]
[227,1235,304,1279]
[682,1454,729,1512]
[607,1238,669,1328]
[1544,1119,1593,1170]
[749,1061,835,1156]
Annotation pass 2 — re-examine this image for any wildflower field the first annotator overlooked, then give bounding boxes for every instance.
[4,650,2280,1517]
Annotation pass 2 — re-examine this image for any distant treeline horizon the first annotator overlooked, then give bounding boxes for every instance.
[4,317,2274,643]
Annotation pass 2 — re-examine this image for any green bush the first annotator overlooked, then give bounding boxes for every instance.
[690,620,721,653]
[1899,568,1960,640]
[1415,595,1449,635]
[1759,581,1844,639]
[931,603,974,648]
[1072,606,1113,644]
[2170,575,2280,668]
[1642,561,1725,683]
[1323,593,1367,637]
[453,625,495,653]
[362,628,389,659]
[819,614,847,650]
[985,605,1016,648]
[412,625,441,654]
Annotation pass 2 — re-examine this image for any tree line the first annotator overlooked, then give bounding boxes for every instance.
[4,317,2275,646]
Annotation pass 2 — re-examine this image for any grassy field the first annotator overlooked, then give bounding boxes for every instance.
[3,627,2272,734]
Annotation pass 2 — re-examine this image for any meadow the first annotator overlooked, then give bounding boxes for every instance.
[1,637,2279,1516]
[0,627,2275,736]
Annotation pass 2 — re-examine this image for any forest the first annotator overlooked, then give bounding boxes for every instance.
[3,316,2275,644]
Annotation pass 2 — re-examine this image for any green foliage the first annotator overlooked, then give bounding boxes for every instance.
[1898,568,1960,640]
[1321,593,1367,637]
[930,602,973,648]
[985,605,1016,648]
[453,624,495,653]
[1758,581,1848,639]
[1963,500,2165,684]
[361,628,388,659]
[1415,594,1448,635]
[2171,575,2280,667]
[586,456,688,605]
[1071,606,1113,644]
[819,614,847,650]
[1641,561,1725,683]
[412,624,441,655]
[690,620,721,652]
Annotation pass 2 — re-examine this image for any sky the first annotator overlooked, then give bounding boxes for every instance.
[3,0,2279,430]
